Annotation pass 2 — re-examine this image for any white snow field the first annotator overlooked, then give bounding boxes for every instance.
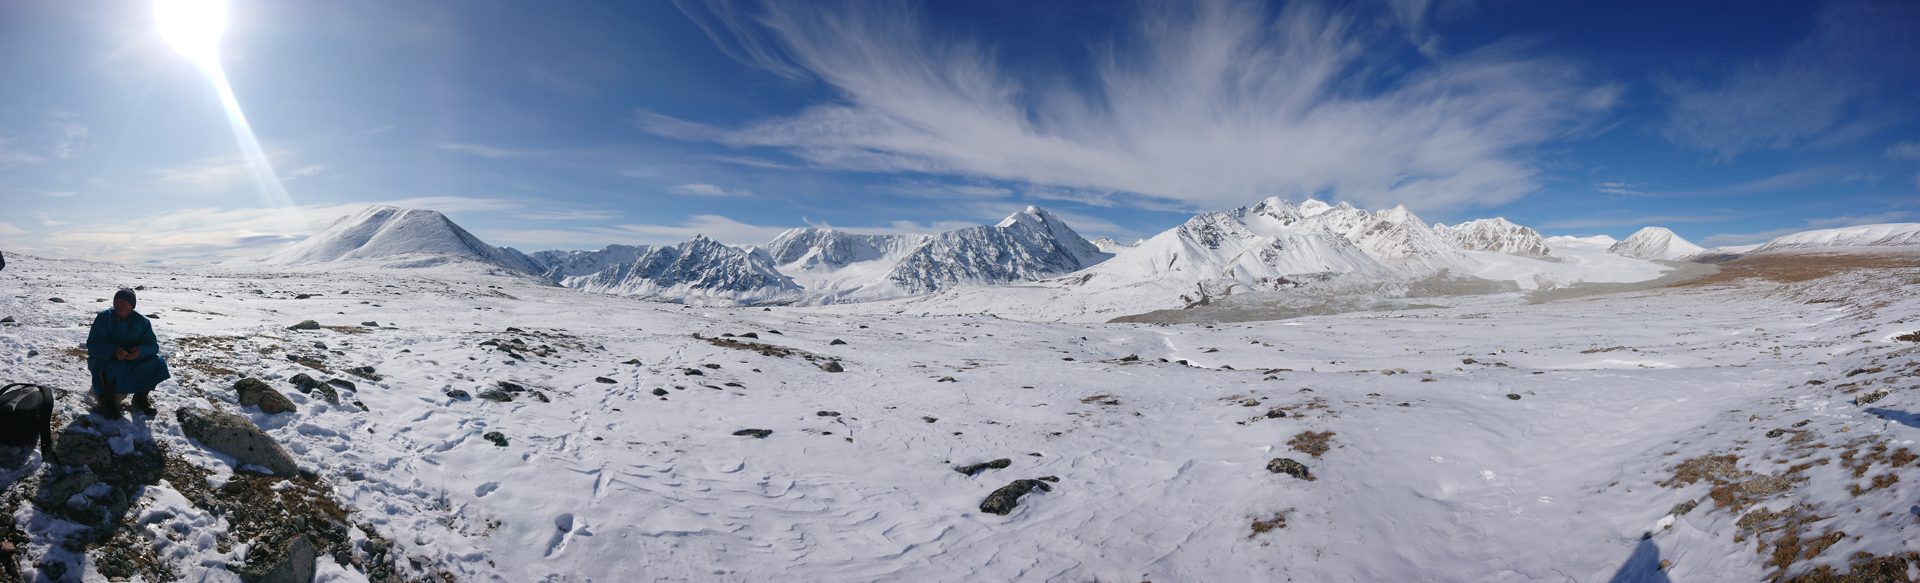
[3,248,1920,582]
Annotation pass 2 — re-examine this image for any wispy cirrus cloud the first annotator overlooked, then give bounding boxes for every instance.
[14,197,521,262]
[670,183,753,197]
[649,0,1615,215]
[1659,0,1920,157]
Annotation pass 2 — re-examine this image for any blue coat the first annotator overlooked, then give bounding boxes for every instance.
[87,309,171,395]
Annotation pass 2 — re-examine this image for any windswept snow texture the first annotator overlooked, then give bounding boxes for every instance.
[4,250,1919,582]
[1739,223,1920,254]
[883,206,1112,294]
[247,206,528,270]
[762,228,931,302]
[1433,218,1554,257]
[1608,227,1707,260]
[1091,237,1137,254]
[554,235,800,305]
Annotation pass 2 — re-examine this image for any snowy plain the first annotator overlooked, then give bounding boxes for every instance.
[2,248,1919,582]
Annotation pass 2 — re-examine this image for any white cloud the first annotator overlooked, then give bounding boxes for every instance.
[879,180,1012,200]
[641,0,1614,215]
[705,155,801,170]
[284,164,328,180]
[0,222,24,236]
[513,209,623,221]
[670,183,753,197]
[1537,214,1736,229]
[12,197,521,262]
[1592,181,1645,195]
[1805,211,1913,228]
[435,142,547,158]
[490,215,793,248]
[799,218,980,237]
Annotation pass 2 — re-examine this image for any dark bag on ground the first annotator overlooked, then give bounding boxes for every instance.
[1,383,58,464]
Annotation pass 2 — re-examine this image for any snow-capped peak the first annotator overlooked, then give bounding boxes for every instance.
[1608,227,1705,261]
[249,205,526,270]
[1432,217,1555,257]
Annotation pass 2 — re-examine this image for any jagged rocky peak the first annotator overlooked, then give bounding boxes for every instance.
[884,205,1111,294]
[556,235,798,303]
[1433,217,1555,257]
[1609,227,1706,261]
[1091,237,1138,254]
[254,205,525,269]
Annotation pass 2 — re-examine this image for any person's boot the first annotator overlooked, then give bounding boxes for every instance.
[97,394,122,419]
[132,391,158,417]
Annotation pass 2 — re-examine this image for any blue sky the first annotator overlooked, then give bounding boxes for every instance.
[1,0,1916,263]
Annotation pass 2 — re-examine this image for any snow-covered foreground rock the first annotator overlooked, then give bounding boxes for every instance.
[2,249,1919,582]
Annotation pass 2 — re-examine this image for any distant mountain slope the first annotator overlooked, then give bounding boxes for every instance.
[1742,223,1920,254]
[1608,227,1705,260]
[555,236,799,304]
[250,206,528,270]
[882,206,1112,295]
[1433,218,1554,257]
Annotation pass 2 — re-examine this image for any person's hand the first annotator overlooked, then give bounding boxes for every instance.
[114,348,129,361]
[126,346,140,359]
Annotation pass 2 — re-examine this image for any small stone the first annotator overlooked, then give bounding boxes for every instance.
[652,388,668,396]
[482,432,508,447]
[816,411,840,417]
[505,327,524,332]
[683,368,705,376]
[594,377,617,384]
[311,341,328,350]
[1267,458,1312,480]
[1791,420,1810,428]
[1241,399,1260,407]
[1506,394,1521,400]
[1856,388,1891,406]
[288,320,320,330]
[829,339,846,345]
[936,376,955,382]
[923,416,938,423]
[622,359,642,364]
[530,391,550,403]
[820,362,845,373]
[362,321,380,327]
[980,479,1053,515]
[955,459,1011,476]
[445,389,471,399]
[496,380,525,392]
[740,332,758,339]
[47,298,64,303]
[477,389,513,402]
[733,429,773,438]
[1462,358,1476,365]
[1668,500,1698,516]
[1265,408,1286,419]
[0,316,13,323]
[1120,354,1138,361]
[295,294,316,299]
[25,349,36,357]
[703,363,721,369]
[1765,428,1786,438]
[327,378,356,392]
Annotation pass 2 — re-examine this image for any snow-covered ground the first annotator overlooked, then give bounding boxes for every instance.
[2,250,1918,582]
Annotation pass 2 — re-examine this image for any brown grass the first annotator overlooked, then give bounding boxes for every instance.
[1679,250,1920,287]
[1248,511,1288,538]
[1288,431,1335,457]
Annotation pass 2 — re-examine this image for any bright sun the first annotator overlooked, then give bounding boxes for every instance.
[155,0,228,66]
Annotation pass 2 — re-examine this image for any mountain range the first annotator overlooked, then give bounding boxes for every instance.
[234,201,1920,316]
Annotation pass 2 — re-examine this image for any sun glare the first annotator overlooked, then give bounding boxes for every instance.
[155,0,227,66]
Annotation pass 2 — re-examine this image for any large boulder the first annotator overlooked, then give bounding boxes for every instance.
[236,378,297,414]
[176,408,299,476]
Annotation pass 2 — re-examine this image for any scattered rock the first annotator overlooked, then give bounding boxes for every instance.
[176,408,300,476]
[1241,399,1260,407]
[955,459,1011,476]
[0,316,13,323]
[344,366,380,381]
[703,363,721,370]
[622,359,642,365]
[816,411,840,417]
[923,416,938,423]
[829,339,846,345]
[294,294,317,299]
[477,389,513,402]
[53,432,113,470]
[1461,358,1476,365]
[1857,388,1891,406]
[505,327,524,332]
[288,373,325,394]
[1267,458,1312,481]
[1765,428,1787,438]
[594,377,617,384]
[287,320,320,331]
[482,432,508,447]
[682,368,705,376]
[326,378,356,392]
[1791,420,1811,428]
[936,376,955,382]
[1120,354,1138,361]
[740,332,758,339]
[1668,500,1698,516]
[820,362,845,373]
[733,429,773,438]
[234,534,316,583]
[26,349,37,357]
[235,378,298,414]
[530,391,550,402]
[980,479,1053,515]
[361,321,379,327]
[1506,394,1521,400]
[1265,408,1286,419]
[47,298,64,303]
[311,341,328,350]
[445,390,471,399]
[652,388,668,396]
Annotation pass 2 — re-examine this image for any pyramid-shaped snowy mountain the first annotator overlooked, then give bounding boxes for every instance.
[1608,227,1705,260]
[251,206,529,270]
[882,206,1111,295]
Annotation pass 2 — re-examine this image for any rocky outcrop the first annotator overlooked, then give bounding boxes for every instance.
[176,408,299,476]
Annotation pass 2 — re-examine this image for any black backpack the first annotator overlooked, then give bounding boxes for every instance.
[0,383,57,464]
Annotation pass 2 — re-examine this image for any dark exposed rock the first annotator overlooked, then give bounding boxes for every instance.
[820,362,845,373]
[1765,428,1786,438]
[682,368,705,376]
[482,432,508,447]
[1120,354,1138,361]
[955,459,1011,476]
[1506,394,1521,400]
[294,294,317,300]
[326,379,356,392]
[936,376,955,382]
[922,417,938,423]
[496,381,525,392]
[1857,388,1891,406]
[288,373,323,393]
[235,534,316,583]
[703,363,721,369]
[1265,408,1287,419]
[529,391,550,403]
[0,316,13,323]
[477,389,513,402]
[177,407,299,476]
[47,298,64,303]
[288,320,320,330]
[740,332,758,339]
[622,359,641,364]
[594,377,617,384]
[1267,458,1312,481]
[311,341,328,350]
[816,411,840,417]
[53,432,112,471]
[361,321,379,327]
[345,366,380,381]
[1669,500,1698,516]
[733,429,773,438]
[445,390,470,399]
[829,339,846,345]
[1462,358,1476,365]
[652,388,668,396]
[236,378,298,414]
[980,479,1052,515]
